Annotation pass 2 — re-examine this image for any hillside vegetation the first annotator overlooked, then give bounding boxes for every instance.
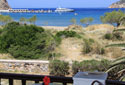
[0,22,58,59]
[0,10,125,60]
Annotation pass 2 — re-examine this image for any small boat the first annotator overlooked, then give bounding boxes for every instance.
[74,13,78,15]
[55,7,74,12]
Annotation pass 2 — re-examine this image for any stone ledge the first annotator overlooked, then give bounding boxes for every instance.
[0,59,49,64]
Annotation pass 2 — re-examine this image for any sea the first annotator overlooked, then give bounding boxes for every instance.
[1,8,125,26]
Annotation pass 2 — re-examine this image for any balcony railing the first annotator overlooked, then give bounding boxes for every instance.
[0,72,125,85]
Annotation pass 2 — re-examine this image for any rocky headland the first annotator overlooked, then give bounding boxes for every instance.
[0,0,11,10]
[109,0,125,8]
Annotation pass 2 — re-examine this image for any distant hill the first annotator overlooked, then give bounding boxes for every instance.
[109,0,125,8]
[0,0,11,10]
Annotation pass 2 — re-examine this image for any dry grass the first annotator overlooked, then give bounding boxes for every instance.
[53,24,125,61]
[105,47,124,58]
[0,53,14,59]
[85,24,114,31]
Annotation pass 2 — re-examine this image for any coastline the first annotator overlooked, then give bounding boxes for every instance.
[42,26,68,31]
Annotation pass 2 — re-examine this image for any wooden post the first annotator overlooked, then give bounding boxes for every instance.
[0,78,1,85]
[22,79,26,85]
[35,80,39,84]
[9,79,13,85]
[63,82,67,85]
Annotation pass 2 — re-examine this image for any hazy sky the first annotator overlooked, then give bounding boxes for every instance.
[7,0,120,8]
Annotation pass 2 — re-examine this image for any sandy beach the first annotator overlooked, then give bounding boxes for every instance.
[42,26,68,31]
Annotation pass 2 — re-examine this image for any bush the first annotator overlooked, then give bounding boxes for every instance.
[99,59,111,71]
[92,43,105,55]
[104,32,123,41]
[83,38,105,55]
[104,33,113,40]
[113,32,123,40]
[72,61,81,75]
[72,59,110,75]
[83,38,95,54]
[100,48,105,54]
[0,22,57,59]
[56,30,80,38]
[49,60,69,76]
[100,10,124,27]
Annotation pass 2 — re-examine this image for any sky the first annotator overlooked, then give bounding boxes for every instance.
[7,0,120,8]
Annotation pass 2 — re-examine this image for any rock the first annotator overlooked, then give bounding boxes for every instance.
[109,0,125,8]
[0,0,11,10]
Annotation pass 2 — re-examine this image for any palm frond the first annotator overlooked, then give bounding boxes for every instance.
[111,59,125,67]
[118,68,125,74]
[113,57,125,62]
[106,65,119,72]
[106,43,125,48]
[114,29,125,32]
[107,57,125,72]
[120,75,125,81]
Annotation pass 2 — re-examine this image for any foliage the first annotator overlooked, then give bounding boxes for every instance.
[83,39,92,53]
[49,60,69,76]
[0,15,13,25]
[55,30,81,45]
[113,31,123,40]
[28,15,37,24]
[20,17,27,24]
[83,38,95,54]
[104,32,123,40]
[72,59,110,75]
[100,10,124,27]
[0,22,56,59]
[70,18,76,25]
[104,33,113,40]
[72,61,81,75]
[106,43,125,48]
[56,30,80,38]
[114,28,125,32]
[80,17,93,26]
[107,57,125,80]
[19,15,37,25]
[83,38,105,54]
[120,16,125,26]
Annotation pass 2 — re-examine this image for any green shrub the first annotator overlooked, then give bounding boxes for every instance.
[104,32,123,40]
[100,10,124,27]
[100,48,105,54]
[54,35,62,45]
[113,32,123,40]
[89,38,95,43]
[80,60,101,71]
[83,38,105,55]
[83,38,94,54]
[72,59,110,75]
[94,45,105,55]
[49,60,69,76]
[0,22,57,59]
[56,30,80,38]
[104,33,113,40]
[72,61,81,75]
[99,59,111,71]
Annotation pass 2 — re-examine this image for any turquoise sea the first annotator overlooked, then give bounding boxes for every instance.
[1,8,125,26]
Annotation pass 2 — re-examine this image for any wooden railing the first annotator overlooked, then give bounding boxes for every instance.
[0,72,125,85]
[0,73,73,85]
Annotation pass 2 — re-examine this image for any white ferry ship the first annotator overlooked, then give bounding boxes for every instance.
[55,7,74,12]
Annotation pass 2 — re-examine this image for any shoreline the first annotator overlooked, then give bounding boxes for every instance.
[42,26,68,30]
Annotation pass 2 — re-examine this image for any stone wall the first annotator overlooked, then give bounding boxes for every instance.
[0,60,49,74]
